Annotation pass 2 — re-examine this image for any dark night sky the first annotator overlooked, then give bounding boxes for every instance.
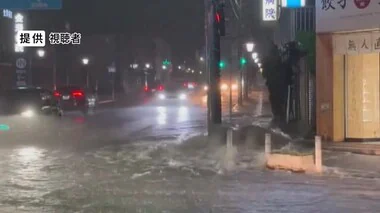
[62,0,204,61]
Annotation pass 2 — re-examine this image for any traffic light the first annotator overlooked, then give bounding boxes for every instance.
[219,60,226,69]
[162,59,171,66]
[240,57,247,65]
[215,3,226,36]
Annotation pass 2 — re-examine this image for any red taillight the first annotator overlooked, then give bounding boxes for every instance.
[72,91,84,98]
[158,85,164,91]
[53,91,61,97]
[144,86,149,92]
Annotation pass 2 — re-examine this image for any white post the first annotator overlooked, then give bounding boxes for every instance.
[227,128,233,149]
[265,133,271,160]
[315,136,322,173]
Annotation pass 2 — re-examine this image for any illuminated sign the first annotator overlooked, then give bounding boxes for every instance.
[2,9,12,19]
[262,0,278,21]
[14,13,24,53]
[281,0,305,8]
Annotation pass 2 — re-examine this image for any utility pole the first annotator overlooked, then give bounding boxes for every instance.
[236,0,243,106]
[209,0,224,125]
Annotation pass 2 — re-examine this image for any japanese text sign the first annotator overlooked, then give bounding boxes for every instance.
[333,32,380,55]
[262,0,278,21]
[316,0,380,33]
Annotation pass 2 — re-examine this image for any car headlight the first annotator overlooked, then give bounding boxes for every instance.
[179,93,187,100]
[21,109,35,117]
[158,93,166,100]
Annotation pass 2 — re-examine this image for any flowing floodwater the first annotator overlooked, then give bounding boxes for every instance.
[0,133,380,213]
[1,91,380,212]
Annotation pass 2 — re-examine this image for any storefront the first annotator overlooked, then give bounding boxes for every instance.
[316,1,380,142]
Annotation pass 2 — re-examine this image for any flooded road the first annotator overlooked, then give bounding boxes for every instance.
[1,92,380,212]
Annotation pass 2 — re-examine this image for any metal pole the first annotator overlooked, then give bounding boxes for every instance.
[29,55,33,86]
[86,68,89,88]
[229,66,232,122]
[112,72,115,100]
[204,0,211,134]
[53,49,57,90]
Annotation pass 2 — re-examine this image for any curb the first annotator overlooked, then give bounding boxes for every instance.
[323,143,380,156]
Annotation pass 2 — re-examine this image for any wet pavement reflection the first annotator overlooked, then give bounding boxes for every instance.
[0,91,379,212]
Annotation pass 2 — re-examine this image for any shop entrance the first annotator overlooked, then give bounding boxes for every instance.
[344,53,380,140]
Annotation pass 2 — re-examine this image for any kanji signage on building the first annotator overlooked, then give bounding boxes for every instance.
[262,0,278,21]
[333,32,380,54]
[316,0,380,33]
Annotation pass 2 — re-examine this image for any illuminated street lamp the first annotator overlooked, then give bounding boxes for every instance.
[245,42,254,52]
[199,71,202,74]
[252,52,258,60]
[200,57,204,61]
[82,57,89,65]
[145,63,151,69]
[82,57,90,88]
[258,63,262,68]
[191,70,195,73]
[162,65,167,70]
[37,49,45,58]
[254,58,259,64]
[178,66,182,69]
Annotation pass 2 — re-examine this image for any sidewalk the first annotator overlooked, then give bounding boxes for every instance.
[232,88,380,178]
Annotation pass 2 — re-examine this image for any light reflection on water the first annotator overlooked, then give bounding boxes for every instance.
[177,106,189,123]
[157,106,167,125]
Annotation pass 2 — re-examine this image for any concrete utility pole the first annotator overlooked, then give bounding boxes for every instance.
[210,0,225,126]
[237,0,243,106]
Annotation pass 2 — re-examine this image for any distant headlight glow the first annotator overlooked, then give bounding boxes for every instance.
[158,93,166,100]
[21,109,35,117]
[221,83,228,91]
[204,86,208,91]
[179,93,187,100]
[232,84,238,90]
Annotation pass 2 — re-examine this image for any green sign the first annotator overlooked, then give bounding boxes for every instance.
[219,60,226,69]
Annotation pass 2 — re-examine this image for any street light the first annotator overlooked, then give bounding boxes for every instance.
[199,71,202,74]
[200,57,204,61]
[145,63,151,69]
[82,57,89,65]
[82,57,90,88]
[178,66,182,69]
[162,65,167,70]
[37,49,45,58]
[254,58,259,64]
[245,42,254,52]
[191,70,195,73]
[258,63,262,68]
[252,52,258,60]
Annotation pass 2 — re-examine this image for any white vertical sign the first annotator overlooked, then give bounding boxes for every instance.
[262,0,278,21]
[14,13,24,53]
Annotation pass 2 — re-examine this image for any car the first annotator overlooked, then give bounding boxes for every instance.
[53,86,97,115]
[156,83,189,101]
[0,87,55,118]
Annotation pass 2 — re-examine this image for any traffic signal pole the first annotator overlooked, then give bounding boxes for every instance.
[209,0,224,125]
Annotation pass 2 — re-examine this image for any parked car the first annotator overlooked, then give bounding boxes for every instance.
[53,86,97,115]
[0,86,55,117]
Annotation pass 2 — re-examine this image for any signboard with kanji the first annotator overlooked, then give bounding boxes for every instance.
[333,32,380,55]
[262,0,278,21]
[316,0,380,33]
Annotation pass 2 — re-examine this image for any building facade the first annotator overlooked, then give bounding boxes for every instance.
[316,1,380,142]
[0,9,14,90]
